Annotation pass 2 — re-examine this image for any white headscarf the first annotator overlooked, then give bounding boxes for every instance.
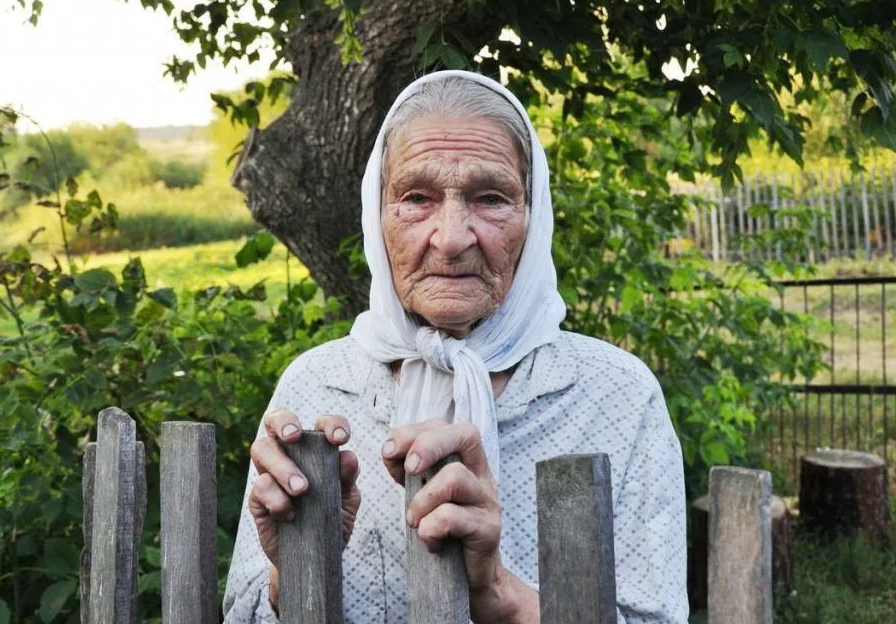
[349,70,566,480]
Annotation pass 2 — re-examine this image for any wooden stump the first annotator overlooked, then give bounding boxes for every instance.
[689,494,792,610]
[799,449,889,542]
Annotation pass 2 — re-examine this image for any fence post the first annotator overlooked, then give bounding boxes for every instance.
[406,455,470,624]
[85,407,145,624]
[707,466,772,624]
[160,422,218,624]
[279,431,344,623]
[536,453,616,624]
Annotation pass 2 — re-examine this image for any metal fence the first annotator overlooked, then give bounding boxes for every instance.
[767,275,896,476]
[689,168,896,261]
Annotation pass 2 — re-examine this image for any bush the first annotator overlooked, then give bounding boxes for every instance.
[0,223,348,621]
[534,68,828,493]
[150,158,206,189]
[0,131,91,214]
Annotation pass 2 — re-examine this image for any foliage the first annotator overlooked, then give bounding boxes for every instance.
[149,157,206,189]
[0,219,348,622]
[205,75,290,187]
[0,128,91,215]
[538,74,827,491]
[130,0,896,186]
[65,123,144,177]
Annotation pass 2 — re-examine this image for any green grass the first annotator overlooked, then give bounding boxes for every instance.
[689,501,896,624]
[2,180,258,254]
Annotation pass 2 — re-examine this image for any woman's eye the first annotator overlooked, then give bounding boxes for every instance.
[477,194,506,206]
[405,193,429,205]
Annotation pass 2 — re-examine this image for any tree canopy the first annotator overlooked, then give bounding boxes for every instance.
[8,0,896,311]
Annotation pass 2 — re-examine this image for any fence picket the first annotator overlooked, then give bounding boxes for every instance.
[406,455,469,624]
[873,169,884,253]
[86,407,144,624]
[537,453,616,624]
[881,168,892,254]
[160,422,218,624]
[279,432,344,623]
[708,466,773,624]
[80,443,96,624]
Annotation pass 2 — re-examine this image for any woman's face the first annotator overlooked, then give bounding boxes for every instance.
[381,115,527,338]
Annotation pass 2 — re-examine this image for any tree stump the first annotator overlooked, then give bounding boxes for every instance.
[799,449,889,542]
[688,494,792,610]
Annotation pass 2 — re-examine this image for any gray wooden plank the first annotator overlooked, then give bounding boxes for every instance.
[280,431,344,623]
[537,453,616,624]
[80,443,96,624]
[406,454,469,624]
[88,407,138,624]
[132,441,146,620]
[161,422,218,624]
[708,466,773,624]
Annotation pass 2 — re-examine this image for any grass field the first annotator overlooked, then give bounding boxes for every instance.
[0,238,301,336]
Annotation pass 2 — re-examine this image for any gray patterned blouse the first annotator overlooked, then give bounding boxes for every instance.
[223,331,688,623]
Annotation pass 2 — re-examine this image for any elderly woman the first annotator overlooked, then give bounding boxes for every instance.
[224,70,687,623]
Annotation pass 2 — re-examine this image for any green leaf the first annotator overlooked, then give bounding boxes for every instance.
[148,288,177,309]
[620,284,642,311]
[235,231,276,267]
[85,304,116,334]
[74,268,117,294]
[800,30,848,70]
[860,106,896,151]
[413,21,438,57]
[700,441,729,466]
[40,539,80,579]
[121,258,146,294]
[39,579,76,623]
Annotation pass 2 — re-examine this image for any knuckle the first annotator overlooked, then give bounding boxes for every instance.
[457,422,480,443]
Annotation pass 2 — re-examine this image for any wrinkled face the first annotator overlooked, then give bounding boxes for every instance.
[382,115,528,338]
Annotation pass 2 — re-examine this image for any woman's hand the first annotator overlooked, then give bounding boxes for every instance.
[248,410,362,609]
[381,419,539,623]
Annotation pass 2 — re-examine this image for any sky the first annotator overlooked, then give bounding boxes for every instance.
[0,0,274,131]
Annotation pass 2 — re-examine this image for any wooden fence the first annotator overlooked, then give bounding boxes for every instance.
[81,407,776,623]
[688,168,896,261]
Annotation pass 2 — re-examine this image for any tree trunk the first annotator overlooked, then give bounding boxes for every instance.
[231,0,501,316]
[688,493,792,611]
[799,448,889,543]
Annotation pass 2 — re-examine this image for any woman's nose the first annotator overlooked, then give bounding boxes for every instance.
[430,198,476,257]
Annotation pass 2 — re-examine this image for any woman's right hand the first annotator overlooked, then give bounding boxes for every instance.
[248,410,362,608]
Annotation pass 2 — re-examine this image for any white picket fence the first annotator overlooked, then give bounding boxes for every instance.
[688,168,896,261]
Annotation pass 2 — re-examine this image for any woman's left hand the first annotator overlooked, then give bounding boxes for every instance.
[381,419,538,623]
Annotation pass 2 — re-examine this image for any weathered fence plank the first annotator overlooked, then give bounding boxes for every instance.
[87,407,143,624]
[406,454,469,624]
[280,431,344,624]
[537,453,616,624]
[80,443,96,624]
[161,422,218,624]
[708,466,772,624]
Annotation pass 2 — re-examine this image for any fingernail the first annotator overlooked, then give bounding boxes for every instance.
[289,475,306,494]
[405,453,420,474]
[333,427,348,442]
[406,508,415,526]
[381,440,395,457]
[281,424,300,438]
